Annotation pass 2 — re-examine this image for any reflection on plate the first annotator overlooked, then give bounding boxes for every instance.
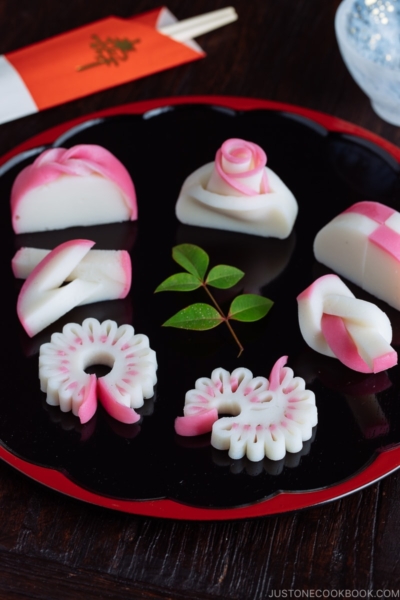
[1,97,400,520]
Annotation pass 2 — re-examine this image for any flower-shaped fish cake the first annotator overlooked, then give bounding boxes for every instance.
[175,356,317,462]
[39,318,157,424]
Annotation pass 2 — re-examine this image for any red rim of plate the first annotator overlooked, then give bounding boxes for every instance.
[2,95,400,521]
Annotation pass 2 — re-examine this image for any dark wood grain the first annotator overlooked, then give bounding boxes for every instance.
[1,0,400,597]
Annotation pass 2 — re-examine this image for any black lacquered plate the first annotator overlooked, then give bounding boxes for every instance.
[1,97,400,520]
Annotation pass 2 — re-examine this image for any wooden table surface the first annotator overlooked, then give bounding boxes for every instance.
[1,0,400,597]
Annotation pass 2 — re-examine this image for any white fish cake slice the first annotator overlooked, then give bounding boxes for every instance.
[17,239,99,337]
[11,144,137,233]
[314,201,400,310]
[12,247,131,303]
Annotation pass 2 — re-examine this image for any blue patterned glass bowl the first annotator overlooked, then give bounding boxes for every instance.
[335,0,400,125]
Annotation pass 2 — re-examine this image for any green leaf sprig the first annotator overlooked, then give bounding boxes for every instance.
[155,244,273,357]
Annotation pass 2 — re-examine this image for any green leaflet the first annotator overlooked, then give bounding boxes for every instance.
[229,294,274,322]
[206,265,244,289]
[163,304,223,330]
[172,244,209,280]
[155,272,201,293]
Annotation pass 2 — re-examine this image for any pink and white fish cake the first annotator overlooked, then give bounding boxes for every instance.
[297,274,397,374]
[314,201,400,310]
[175,357,317,462]
[175,138,298,239]
[11,144,137,233]
[39,318,157,425]
[16,239,131,337]
[12,246,131,296]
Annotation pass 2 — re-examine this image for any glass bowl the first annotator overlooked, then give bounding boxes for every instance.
[335,0,400,125]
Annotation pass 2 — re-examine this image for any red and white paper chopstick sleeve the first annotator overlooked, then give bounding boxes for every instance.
[0,8,204,125]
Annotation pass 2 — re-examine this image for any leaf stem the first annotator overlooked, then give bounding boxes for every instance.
[202,283,244,357]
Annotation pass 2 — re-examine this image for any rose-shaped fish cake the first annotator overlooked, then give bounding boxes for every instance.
[11,144,137,233]
[207,138,269,196]
[176,138,298,239]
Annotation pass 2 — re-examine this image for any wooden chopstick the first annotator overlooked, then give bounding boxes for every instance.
[159,7,238,42]
[160,7,236,36]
